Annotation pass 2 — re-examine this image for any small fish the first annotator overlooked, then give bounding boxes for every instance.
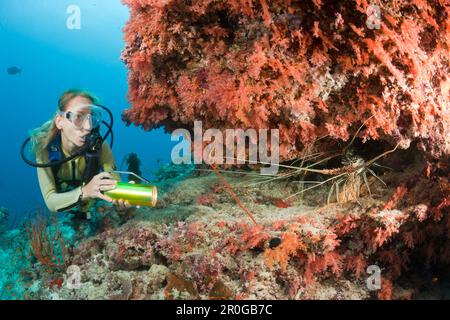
[7,66,21,75]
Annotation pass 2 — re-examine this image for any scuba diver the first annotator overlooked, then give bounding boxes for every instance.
[22,89,132,220]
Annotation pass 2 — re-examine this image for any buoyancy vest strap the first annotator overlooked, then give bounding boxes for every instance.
[47,133,83,192]
[47,134,63,192]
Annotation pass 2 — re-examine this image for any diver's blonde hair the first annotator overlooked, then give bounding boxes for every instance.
[29,89,99,155]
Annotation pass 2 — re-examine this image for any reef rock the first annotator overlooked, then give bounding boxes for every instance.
[0,207,9,234]
[19,153,449,300]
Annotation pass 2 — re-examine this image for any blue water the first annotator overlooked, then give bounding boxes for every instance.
[0,0,177,225]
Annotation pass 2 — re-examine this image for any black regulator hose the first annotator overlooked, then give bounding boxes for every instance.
[102,120,113,149]
[97,104,114,148]
[20,136,89,168]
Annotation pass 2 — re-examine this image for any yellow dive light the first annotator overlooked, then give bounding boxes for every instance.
[105,171,157,207]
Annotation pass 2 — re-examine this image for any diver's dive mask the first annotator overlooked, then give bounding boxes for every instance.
[21,103,113,169]
[58,104,102,129]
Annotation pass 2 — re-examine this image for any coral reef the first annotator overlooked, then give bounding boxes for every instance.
[152,162,196,196]
[26,210,71,273]
[114,0,449,299]
[0,207,9,234]
[121,0,449,161]
[2,0,448,300]
[0,227,31,300]
[13,151,449,300]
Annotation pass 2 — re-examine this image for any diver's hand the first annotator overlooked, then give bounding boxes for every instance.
[81,172,117,202]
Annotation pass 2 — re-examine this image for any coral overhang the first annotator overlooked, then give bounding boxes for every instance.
[121,0,449,161]
[114,0,450,300]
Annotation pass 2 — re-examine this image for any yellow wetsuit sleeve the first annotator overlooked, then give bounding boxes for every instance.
[36,151,82,213]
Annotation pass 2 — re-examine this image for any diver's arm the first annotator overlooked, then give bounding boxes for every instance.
[100,141,121,181]
[36,165,82,213]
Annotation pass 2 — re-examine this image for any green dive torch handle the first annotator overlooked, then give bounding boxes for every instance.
[105,182,157,207]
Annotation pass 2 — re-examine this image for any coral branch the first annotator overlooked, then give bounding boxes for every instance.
[26,208,69,273]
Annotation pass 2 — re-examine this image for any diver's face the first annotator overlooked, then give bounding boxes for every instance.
[56,96,94,148]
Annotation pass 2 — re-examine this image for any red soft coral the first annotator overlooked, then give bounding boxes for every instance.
[122,0,449,161]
